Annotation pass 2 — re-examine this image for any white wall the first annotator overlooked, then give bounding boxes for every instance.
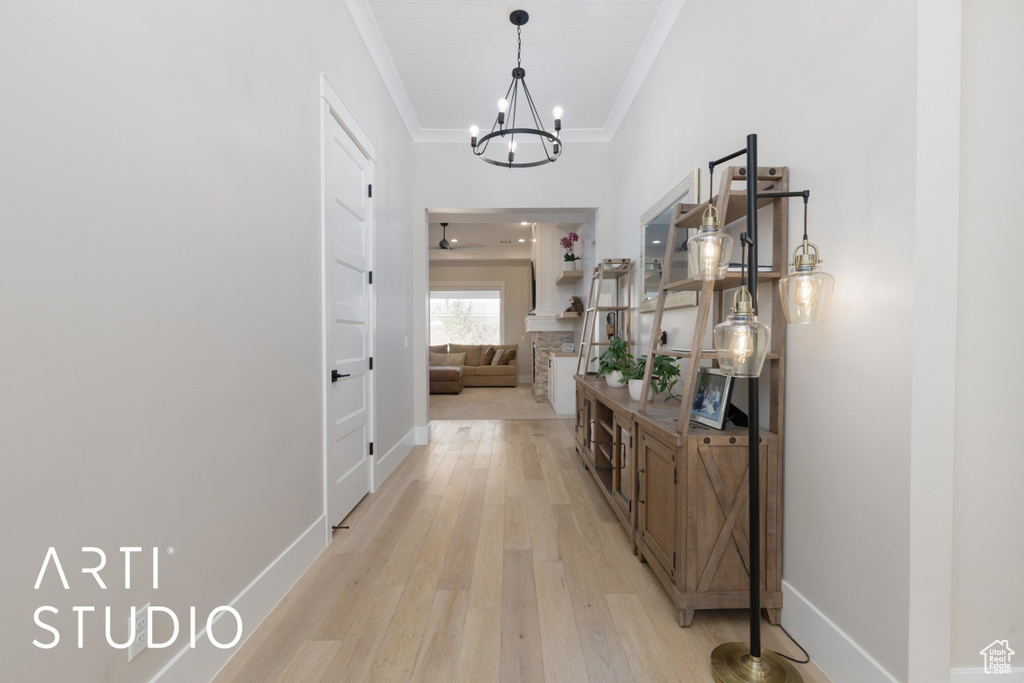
[412,142,612,430]
[0,1,413,681]
[429,262,532,381]
[952,0,1024,671]
[610,0,918,679]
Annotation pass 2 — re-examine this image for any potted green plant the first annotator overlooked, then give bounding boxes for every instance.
[624,354,681,401]
[591,337,631,388]
[623,355,653,401]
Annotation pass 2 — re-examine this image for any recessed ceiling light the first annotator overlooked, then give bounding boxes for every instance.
[451,239,458,243]
[518,238,526,243]
[531,238,537,242]
[652,240,661,244]
[521,222,529,226]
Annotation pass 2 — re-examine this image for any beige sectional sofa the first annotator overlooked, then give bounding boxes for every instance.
[429,343,519,393]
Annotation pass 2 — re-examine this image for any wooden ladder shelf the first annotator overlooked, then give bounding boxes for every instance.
[576,259,633,376]
[637,166,790,437]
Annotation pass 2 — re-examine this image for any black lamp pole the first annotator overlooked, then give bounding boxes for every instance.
[745,133,762,659]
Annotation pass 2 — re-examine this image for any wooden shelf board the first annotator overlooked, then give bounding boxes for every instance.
[596,305,630,311]
[595,266,630,279]
[600,419,614,436]
[654,349,781,361]
[654,349,717,359]
[674,183,783,230]
[665,272,781,293]
[556,271,584,285]
[554,311,582,320]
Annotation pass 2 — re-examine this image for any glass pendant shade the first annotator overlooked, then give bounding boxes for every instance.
[713,288,771,377]
[779,241,834,324]
[688,206,733,280]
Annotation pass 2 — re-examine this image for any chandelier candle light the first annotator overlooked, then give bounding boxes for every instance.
[469,10,563,168]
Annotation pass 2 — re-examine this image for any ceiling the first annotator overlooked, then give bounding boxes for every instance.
[427,208,592,261]
[351,0,686,142]
[429,221,535,261]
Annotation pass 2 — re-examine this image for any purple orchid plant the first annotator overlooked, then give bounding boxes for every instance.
[560,231,580,262]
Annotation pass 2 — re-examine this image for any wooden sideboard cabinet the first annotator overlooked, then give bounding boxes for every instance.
[574,376,782,627]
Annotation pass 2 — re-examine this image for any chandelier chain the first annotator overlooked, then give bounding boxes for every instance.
[517,25,522,68]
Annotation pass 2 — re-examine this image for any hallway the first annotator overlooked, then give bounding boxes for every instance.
[215,419,828,682]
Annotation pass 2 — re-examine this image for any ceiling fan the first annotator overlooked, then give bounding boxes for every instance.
[438,223,451,250]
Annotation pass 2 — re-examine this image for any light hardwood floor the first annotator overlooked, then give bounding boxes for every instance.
[429,386,560,421]
[215,419,830,683]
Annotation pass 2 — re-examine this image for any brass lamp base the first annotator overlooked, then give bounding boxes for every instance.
[711,643,803,683]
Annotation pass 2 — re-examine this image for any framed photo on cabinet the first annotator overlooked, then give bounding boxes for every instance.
[690,367,733,429]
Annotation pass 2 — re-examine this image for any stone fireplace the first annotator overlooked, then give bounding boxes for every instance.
[529,329,574,402]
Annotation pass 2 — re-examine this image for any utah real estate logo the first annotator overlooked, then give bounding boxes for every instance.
[979,640,1015,675]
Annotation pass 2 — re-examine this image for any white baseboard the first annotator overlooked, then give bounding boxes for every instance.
[414,425,429,445]
[951,667,1024,681]
[151,516,326,683]
[375,428,416,487]
[781,580,900,683]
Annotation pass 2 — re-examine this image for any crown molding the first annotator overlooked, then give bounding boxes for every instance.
[603,0,688,137]
[347,0,687,144]
[344,0,421,140]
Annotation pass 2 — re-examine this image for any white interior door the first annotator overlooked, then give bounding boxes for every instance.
[323,99,373,530]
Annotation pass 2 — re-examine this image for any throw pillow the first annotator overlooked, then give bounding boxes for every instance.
[490,349,505,366]
[481,346,497,365]
[498,348,517,365]
[443,352,466,366]
[429,352,466,366]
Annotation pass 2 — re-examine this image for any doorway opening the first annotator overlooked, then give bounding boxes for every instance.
[421,208,597,422]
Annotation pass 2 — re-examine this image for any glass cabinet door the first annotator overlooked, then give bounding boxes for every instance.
[613,415,633,514]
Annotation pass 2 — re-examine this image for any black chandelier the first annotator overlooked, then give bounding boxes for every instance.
[469,10,563,169]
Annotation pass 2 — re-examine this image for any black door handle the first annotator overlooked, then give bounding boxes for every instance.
[332,370,350,383]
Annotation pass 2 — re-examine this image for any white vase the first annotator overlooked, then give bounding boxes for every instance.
[628,379,654,402]
[563,260,578,271]
[605,370,624,388]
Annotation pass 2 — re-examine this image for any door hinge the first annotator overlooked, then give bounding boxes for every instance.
[368,270,373,284]
[674,468,678,485]
[369,442,374,456]
[368,184,373,198]
[369,356,373,370]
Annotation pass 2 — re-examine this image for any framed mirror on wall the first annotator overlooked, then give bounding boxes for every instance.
[639,169,701,312]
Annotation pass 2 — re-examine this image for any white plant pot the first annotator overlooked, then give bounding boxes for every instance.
[605,370,625,388]
[628,379,654,402]
[563,260,579,271]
